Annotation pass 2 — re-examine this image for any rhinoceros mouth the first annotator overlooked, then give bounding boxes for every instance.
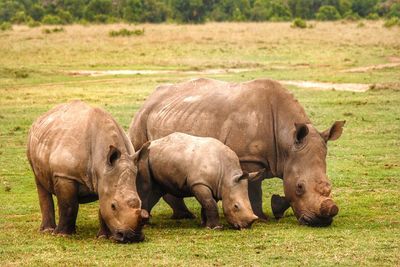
[232,221,255,230]
[299,213,333,227]
[112,229,144,243]
[229,215,258,230]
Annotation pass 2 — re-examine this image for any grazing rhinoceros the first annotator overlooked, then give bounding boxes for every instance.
[136,132,262,229]
[129,78,345,227]
[27,100,149,243]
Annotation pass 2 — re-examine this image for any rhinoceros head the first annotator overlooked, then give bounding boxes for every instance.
[282,121,345,227]
[98,144,149,243]
[222,170,264,229]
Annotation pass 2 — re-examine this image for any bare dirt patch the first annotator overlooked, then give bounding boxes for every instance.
[280,80,370,92]
[369,82,400,91]
[342,63,400,73]
[342,56,400,73]
[387,56,400,63]
[68,69,372,92]
[68,68,252,77]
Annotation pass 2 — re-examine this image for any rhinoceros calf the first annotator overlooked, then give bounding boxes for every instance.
[129,78,345,227]
[27,100,148,243]
[136,132,262,229]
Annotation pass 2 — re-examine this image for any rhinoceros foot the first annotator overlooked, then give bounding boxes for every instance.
[97,234,109,239]
[96,228,111,239]
[40,227,55,234]
[53,225,76,236]
[206,225,223,230]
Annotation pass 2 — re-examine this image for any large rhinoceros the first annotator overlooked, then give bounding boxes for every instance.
[27,100,148,242]
[129,78,345,227]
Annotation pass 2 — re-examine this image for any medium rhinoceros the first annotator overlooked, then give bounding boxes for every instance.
[136,132,262,229]
[27,100,148,243]
[129,78,345,227]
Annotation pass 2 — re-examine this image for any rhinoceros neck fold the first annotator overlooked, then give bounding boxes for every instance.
[272,90,311,179]
[89,111,134,194]
[267,102,278,178]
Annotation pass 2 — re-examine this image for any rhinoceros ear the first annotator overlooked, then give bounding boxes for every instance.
[294,123,309,144]
[107,145,121,167]
[132,141,151,165]
[321,120,346,142]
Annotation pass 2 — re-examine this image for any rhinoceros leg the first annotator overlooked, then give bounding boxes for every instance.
[271,194,290,219]
[162,194,195,219]
[142,190,163,220]
[192,185,222,229]
[53,177,79,235]
[248,179,268,221]
[35,179,56,233]
[97,210,111,239]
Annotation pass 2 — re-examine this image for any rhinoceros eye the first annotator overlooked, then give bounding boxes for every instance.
[111,203,117,211]
[296,182,306,196]
[234,203,240,211]
[127,198,140,208]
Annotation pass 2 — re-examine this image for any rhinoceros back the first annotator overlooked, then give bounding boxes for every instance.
[27,101,95,189]
[147,132,242,197]
[130,78,266,147]
[28,100,133,193]
[129,78,310,177]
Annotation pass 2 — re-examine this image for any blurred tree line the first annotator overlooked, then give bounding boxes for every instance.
[1,0,399,24]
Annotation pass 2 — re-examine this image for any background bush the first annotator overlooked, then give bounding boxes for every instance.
[0,0,399,24]
[109,28,145,37]
[316,5,342,21]
[0,21,12,31]
[383,16,400,27]
[42,14,63,25]
[291,17,307,28]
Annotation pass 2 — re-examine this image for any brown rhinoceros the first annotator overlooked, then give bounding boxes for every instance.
[129,78,345,227]
[27,100,148,242]
[136,132,262,229]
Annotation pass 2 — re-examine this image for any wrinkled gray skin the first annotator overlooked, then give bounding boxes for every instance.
[136,132,261,229]
[129,78,345,227]
[27,101,148,243]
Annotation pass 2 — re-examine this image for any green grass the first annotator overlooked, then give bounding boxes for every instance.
[0,22,399,266]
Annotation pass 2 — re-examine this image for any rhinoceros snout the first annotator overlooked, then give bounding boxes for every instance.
[299,214,333,227]
[245,215,259,229]
[320,199,339,218]
[297,199,338,227]
[233,214,258,230]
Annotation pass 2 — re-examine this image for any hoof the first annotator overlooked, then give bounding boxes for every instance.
[53,232,70,237]
[206,225,223,230]
[97,234,109,240]
[170,211,196,220]
[40,227,55,234]
[53,227,75,236]
[96,231,110,239]
[96,227,111,239]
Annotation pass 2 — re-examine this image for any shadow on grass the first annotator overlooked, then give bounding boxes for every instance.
[145,212,299,231]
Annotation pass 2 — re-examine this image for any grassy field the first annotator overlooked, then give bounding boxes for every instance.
[0,21,399,266]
